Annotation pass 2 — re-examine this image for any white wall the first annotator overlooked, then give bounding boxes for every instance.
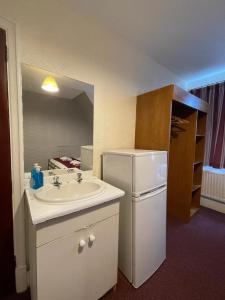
[187,70,225,90]
[0,0,185,291]
[0,0,186,175]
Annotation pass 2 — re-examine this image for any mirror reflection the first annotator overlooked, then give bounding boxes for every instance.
[22,64,94,174]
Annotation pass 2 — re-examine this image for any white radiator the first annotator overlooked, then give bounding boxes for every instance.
[201,166,225,213]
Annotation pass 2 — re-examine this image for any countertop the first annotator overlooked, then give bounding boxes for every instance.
[25,173,125,225]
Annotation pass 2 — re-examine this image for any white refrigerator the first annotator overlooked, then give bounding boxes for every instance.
[103,149,167,288]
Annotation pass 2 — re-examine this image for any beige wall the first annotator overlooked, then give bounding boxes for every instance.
[0,0,185,177]
[0,0,186,290]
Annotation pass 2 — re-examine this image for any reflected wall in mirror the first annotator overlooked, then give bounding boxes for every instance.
[22,64,94,173]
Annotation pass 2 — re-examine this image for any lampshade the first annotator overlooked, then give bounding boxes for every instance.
[41,76,59,93]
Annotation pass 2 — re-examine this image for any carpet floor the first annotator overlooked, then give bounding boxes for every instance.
[5,207,225,300]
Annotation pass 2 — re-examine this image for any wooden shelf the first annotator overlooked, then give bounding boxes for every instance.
[191,188,201,216]
[195,137,205,162]
[190,206,200,217]
[197,111,207,135]
[196,134,205,138]
[193,163,203,188]
[192,185,201,192]
[193,160,203,165]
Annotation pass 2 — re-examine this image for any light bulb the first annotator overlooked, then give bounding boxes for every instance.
[41,76,59,93]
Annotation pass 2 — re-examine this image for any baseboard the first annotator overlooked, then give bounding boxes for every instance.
[201,196,225,214]
[15,264,27,293]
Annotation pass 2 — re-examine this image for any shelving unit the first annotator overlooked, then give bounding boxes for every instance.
[190,112,207,217]
[195,136,205,162]
[193,161,203,165]
[192,185,201,192]
[135,84,208,223]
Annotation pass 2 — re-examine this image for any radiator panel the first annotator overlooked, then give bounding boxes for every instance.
[202,166,225,204]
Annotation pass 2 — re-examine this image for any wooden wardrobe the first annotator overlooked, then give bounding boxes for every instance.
[135,84,208,223]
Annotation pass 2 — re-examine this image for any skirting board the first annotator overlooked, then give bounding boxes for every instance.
[15,265,27,293]
[201,196,225,214]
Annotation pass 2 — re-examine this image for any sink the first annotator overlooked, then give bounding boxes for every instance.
[34,181,105,203]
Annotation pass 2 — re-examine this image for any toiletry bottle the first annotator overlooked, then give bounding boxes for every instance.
[33,166,43,189]
[31,163,38,188]
[32,167,39,189]
[31,163,38,176]
[39,166,44,188]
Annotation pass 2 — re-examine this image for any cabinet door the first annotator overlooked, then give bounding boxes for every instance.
[86,215,119,299]
[36,214,119,300]
[37,229,88,300]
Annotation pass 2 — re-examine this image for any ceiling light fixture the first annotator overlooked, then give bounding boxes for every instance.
[41,76,59,93]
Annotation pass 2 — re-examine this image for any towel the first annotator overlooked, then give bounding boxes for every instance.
[60,156,72,161]
[70,160,81,166]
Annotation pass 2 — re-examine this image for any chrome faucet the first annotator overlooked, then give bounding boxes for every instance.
[48,170,55,176]
[53,176,62,188]
[76,173,83,184]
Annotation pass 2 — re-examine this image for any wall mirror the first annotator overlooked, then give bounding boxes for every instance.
[22,64,94,174]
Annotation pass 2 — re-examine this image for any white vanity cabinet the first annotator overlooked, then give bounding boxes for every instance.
[28,201,120,300]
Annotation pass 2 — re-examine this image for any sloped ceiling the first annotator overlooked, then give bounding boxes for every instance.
[72,0,225,83]
[22,64,94,102]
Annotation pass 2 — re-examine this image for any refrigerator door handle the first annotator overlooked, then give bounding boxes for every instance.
[133,185,167,202]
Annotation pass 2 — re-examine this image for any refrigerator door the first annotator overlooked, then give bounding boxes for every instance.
[132,186,167,288]
[133,151,167,196]
[103,153,133,195]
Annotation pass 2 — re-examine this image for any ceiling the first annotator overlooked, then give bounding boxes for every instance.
[22,64,94,102]
[74,0,225,83]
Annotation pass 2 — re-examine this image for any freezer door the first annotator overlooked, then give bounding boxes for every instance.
[132,187,167,288]
[133,152,167,195]
[103,153,133,195]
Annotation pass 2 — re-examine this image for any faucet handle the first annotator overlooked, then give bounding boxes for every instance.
[76,172,83,183]
[53,176,62,186]
[48,170,55,176]
[53,175,58,182]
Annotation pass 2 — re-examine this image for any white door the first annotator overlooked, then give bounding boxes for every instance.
[37,229,88,300]
[86,215,119,299]
[132,187,167,288]
[133,152,167,195]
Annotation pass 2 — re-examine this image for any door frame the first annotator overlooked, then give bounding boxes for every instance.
[0,17,26,292]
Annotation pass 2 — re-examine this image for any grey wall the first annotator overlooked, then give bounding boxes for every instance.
[23,91,93,171]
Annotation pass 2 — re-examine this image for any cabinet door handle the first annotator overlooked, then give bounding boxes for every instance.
[89,234,96,243]
[79,239,86,248]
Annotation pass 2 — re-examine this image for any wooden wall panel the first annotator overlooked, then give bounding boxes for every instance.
[167,106,197,222]
[135,85,173,150]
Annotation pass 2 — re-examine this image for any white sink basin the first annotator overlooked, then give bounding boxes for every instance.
[34,181,105,203]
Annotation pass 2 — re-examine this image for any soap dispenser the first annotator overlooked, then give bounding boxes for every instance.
[33,166,44,189]
[31,163,38,188]
[31,163,38,176]
[38,166,44,188]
